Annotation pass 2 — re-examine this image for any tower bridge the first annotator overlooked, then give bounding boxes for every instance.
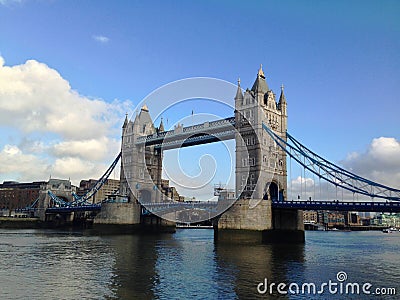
[36,65,400,243]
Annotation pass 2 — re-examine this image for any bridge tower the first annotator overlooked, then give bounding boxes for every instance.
[94,105,172,230]
[217,66,304,243]
[120,105,163,204]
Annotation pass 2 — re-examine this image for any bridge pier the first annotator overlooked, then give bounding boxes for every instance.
[45,212,72,227]
[93,202,175,233]
[94,202,141,226]
[216,199,304,243]
[216,199,271,243]
[268,208,304,243]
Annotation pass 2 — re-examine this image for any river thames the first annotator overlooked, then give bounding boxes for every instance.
[0,228,398,299]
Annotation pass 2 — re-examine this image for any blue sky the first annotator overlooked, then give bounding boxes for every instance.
[0,0,399,199]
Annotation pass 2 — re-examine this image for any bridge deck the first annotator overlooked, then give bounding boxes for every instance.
[272,200,400,213]
[45,204,101,213]
[43,200,400,214]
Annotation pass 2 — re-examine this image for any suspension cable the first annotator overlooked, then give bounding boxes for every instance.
[262,123,400,201]
[290,151,293,200]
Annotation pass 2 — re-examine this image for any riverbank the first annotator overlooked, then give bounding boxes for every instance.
[305,223,390,231]
[0,217,42,229]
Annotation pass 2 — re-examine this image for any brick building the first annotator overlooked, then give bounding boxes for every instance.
[0,181,46,210]
[77,179,120,203]
[303,210,318,223]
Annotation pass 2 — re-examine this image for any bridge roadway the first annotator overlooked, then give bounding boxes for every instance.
[42,200,400,214]
[142,201,220,214]
[45,204,101,213]
[272,200,400,213]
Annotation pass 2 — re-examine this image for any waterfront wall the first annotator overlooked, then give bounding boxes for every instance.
[0,217,41,229]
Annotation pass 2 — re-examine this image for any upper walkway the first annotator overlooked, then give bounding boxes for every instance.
[135,117,235,150]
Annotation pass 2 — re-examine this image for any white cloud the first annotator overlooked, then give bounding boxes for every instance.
[0,58,130,140]
[52,137,120,161]
[52,157,106,180]
[284,137,400,202]
[0,56,129,185]
[341,137,400,189]
[92,35,110,44]
[0,144,48,182]
[287,176,315,201]
[0,0,23,6]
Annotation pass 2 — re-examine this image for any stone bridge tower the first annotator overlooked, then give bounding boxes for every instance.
[119,105,163,204]
[94,105,166,227]
[217,66,304,243]
[234,65,288,201]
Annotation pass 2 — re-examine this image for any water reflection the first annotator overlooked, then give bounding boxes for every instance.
[107,234,169,299]
[108,229,305,299]
[1,229,398,299]
[215,242,305,299]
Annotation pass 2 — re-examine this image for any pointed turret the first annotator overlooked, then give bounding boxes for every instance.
[278,84,286,104]
[141,103,149,112]
[235,78,243,100]
[132,103,155,135]
[122,113,128,128]
[251,64,269,94]
[159,117,165,132]
[278,84,287,115]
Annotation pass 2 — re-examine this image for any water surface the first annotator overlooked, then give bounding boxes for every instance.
[0,229,398,299]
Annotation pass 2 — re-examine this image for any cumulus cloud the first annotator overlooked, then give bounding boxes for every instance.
[0,56,129,185]
[287,176,315,201]
[0,58,128,139]
[286,137,400,202]
[0,144,48,182]
[52,137,120,161]
[341,137,400,189]
[92,35,110,44]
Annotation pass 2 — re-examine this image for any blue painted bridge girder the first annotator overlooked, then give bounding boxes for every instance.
[142,201,219,215]
[45,200,400,215]
[272,200,400,213]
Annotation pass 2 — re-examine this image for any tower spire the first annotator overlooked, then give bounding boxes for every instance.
[279,84,286,104]
[122,112,128,128]
[278,83,287,115]
[251,64,269,94]
[141,103,149,112]
[235,77,243,100]
[258,64,265,78]
[159,117,165,132]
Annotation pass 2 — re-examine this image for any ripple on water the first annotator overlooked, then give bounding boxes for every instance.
[0,229,399,299]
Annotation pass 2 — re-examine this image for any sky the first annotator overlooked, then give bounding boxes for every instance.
[0,0,399,200]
